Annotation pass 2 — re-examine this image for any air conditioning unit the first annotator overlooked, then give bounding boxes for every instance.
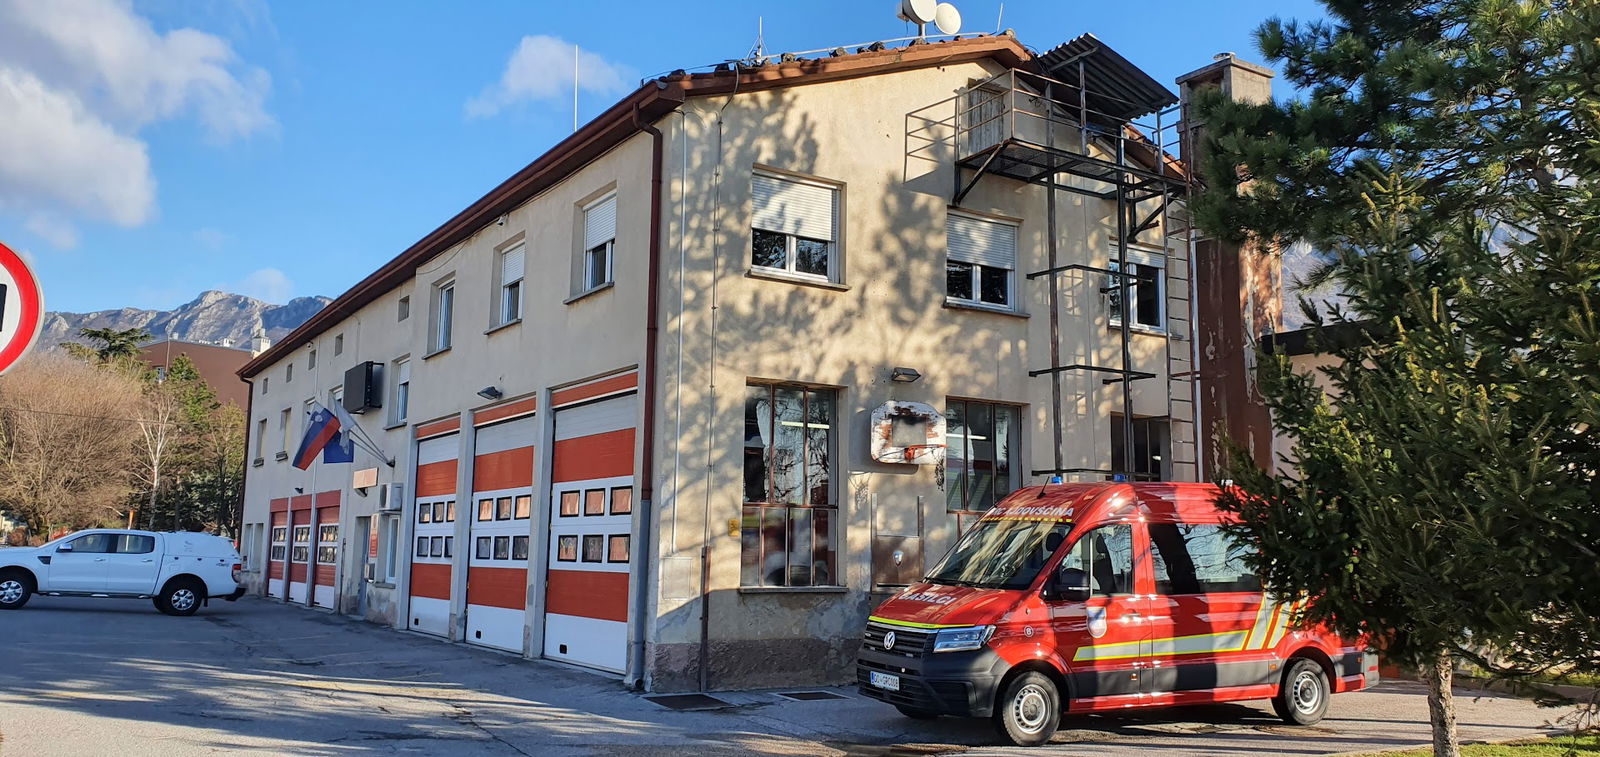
[377,483,404,512]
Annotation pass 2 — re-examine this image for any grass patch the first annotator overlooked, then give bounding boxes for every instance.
[1381,735,1600,756]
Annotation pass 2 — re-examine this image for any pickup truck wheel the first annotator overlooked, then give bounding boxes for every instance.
[1272,658,1331,725]
[993,671,1060,747]
[156,578,204,617]
[0,571,32,610]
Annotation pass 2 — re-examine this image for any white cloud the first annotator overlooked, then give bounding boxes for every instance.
[228,268,294,303]
[0,0,272,248]
[191,227,229,251]
[466,35,633,118]
[23,212,79,249]
[0,66,155,227]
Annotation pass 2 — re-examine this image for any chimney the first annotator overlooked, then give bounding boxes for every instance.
[1175,53,1281,477]
[250,329,271,356]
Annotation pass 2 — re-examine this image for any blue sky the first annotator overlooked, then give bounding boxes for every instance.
[0,0,1328,314]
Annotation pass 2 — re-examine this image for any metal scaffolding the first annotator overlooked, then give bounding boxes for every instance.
[949,35,1196,483]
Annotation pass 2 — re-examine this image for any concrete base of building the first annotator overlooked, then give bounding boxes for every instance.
[648,636,864,692]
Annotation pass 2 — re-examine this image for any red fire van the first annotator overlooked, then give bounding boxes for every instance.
[856,481,1377,746]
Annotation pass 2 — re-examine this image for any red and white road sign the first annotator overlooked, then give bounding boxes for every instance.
[0,240,45,376]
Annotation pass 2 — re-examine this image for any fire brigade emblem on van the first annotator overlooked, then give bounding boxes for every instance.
[883,631,897,651]
[1087,606,1109,638]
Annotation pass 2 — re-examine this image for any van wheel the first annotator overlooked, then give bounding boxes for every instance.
[894,705,940,720]
[1273,658,1330,725]
[0,570,33,610]
[994,671,1060,746]
[155,578,204,617]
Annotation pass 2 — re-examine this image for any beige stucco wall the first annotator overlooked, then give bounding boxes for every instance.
[646,60,1194,690]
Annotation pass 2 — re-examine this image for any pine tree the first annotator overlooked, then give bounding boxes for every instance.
[1193,2,1600,755]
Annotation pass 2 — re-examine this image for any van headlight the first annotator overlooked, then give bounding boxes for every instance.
[932,625,995,653]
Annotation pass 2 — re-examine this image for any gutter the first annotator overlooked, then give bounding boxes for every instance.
[630,100,665,690]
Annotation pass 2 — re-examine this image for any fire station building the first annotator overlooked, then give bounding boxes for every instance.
[236,33,1274,691]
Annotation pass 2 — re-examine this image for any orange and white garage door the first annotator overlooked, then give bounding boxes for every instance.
[544,377,636,673]
[267,504,287,598]
[312,491,340,609]
[288,495,312,603]
[466,405,536,652]
[409,428,458,637]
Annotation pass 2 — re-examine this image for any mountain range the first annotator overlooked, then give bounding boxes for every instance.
[41,291,330,353]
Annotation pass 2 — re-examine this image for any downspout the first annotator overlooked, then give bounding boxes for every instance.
[631,99,665,690]
[240,376,255,569]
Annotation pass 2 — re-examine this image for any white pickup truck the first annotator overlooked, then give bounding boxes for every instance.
[0,529,244,616]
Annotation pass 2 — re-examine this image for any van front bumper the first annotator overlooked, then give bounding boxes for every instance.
[856,644,1008,718]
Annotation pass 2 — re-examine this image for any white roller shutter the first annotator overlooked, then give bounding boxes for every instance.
[417,433,458,465]
[947,213,1017,269]
[475,416,537,455]
[752,173,836,241]
[501,244,525,283]
[584,196,617,250]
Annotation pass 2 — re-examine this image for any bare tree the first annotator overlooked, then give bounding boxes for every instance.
[0,354,143,535]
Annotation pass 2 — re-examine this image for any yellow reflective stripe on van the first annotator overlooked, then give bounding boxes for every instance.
[1266,598,1306,649]
[1240,599,1275,650]
[867,616,967,630]
[1072,630,1250,662]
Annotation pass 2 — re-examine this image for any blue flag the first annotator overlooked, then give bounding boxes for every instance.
[322,431,355,463]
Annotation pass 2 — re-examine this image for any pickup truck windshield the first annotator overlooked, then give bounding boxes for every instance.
[925,518,1072,590]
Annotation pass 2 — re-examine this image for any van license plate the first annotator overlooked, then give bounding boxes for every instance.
[869,672,900,691]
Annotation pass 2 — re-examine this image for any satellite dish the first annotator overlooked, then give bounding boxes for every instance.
[898,0,936,25]
[933,2,962,35]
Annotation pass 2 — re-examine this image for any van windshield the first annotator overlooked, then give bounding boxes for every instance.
[924,518,1073,591]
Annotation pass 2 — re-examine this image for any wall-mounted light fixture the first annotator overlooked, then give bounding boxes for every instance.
[890,367,923,383]
[477,386,503,400]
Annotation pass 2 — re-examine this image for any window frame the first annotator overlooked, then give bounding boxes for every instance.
[945,211,1019,311]
[749,170,841,284]
[1106,247,1167,332]
[389,358,410,426]
[945,398,1023,513]
[497,242,525,326]
[740,382,840,588]
[431,279,455,353]
[580,194,617,293]
[1110,414,1170,482]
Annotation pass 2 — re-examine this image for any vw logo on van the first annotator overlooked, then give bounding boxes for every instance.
[883,631,897,651]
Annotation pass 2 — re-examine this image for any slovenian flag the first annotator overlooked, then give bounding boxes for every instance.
[293,403,341,469]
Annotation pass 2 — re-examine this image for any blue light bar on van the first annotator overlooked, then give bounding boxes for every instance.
[933,625,995,653]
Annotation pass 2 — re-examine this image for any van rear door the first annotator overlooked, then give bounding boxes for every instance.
[1142,521,1274,697]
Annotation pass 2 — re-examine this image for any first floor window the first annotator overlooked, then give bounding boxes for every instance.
[1107,249,1166,330]
[750,171,838,280]
[1110,414,1169,481]
[582,194,617,291]
[946,399,1020,512]
[741,383,838,587]
[946,212,1017,309]
[499,243,525,324]
[382,517,400,582]
[390,359,410,425]
[432,280,455,352]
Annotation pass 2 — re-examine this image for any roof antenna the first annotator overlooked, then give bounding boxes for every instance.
[995,2,1004,34]
[572,43,579,133]
[747,16,764,61]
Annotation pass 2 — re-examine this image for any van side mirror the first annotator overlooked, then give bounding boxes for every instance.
[1049,566,1092,603]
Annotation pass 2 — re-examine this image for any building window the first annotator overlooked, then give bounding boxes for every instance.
[382,516,400,582]
[946,212,1017,309]
[1107,249,1166,330]
[741,383,837,587]
[254,418,266,461]
[750,171,838,281]
[261,376,269,395]
[498,243,525,325]
[581,195,616,292]
[431,280,454,353]
[270,526,286,561]
[278,408,291,456]
[285,363,294,383]
[333,334,344,356]
[398,295,410,322]
[1110,414,1169,481]
[308,349,317,370]
[389,358,410,425]
[946,400,1020,512]
[329,386,343,410]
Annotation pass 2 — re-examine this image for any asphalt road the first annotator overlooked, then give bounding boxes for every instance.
[0,596,1578,756]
